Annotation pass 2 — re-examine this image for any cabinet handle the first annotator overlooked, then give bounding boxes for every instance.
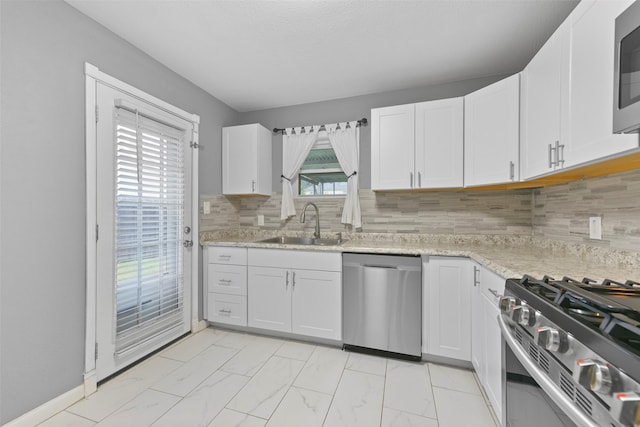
[218,254,231,260]
[410,172,414,188]
[285,271,289,289]
[548,143,556,168]
[218,308,232,315]
[509,161,515,181]
[473,267,480,287]
[218,279,232,286]
[488,288,501,298]
[292,271,296,288]
[556,141,565,167]
[252,180,256,192]
[418,171,422,188]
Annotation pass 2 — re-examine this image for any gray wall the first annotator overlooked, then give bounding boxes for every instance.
[0,1,238,422]
[239,75,509,190]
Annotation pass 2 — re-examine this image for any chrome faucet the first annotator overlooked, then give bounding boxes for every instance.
[300,202,321,239]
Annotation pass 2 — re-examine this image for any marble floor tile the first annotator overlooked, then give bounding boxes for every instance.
[226,356,305,419]
[67,357,182,422]
[384,359,437,419]
[293,346,348,395]
[323,369,385,427]
[95,390,179,427]
[151,345,237,396]
[207,409,267,427]
[151,371,249,427]
[274,340,316,361]
[265,387,332,427]
[345,352,387,376]
[428,363,481,395]
[160,328,228,362]
[220,336,285,377]
[37,411,96,427]
[381,408,439,427]
[432,386,497,427]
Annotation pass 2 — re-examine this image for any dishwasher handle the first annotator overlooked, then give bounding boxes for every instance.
[361,264,399,270]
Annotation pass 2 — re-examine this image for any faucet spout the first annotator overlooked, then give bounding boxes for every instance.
[300,202,321,239]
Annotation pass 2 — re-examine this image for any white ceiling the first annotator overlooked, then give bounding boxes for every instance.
[65,0,579,112]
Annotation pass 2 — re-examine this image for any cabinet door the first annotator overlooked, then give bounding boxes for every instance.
[424,257,472,361]
[291,269,342,340]
[566,0,638,167]
[415,98,464,188]
[470,264,483,376]
[223,124,258,195]
[247,266,291,333]
[371,104,416,190]
[482,294,503,424]
[464,74,520,187]
[520,23,568,180]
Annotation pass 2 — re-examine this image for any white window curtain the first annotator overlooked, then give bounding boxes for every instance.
[325,121,362,228]
[280,126,319,220]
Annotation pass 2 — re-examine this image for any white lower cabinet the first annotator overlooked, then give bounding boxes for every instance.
[247,249,342,341]
[423,256,473,361]
[204,246,248,326]
[471,263,505,424]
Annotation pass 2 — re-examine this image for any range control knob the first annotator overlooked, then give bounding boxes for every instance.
[611,391,640,427]
[574,359,613,394]
[511,305,539,327]
[499,296,517,315]
[536,326,571,353]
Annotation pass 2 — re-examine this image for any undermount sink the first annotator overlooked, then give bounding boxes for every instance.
[255,236,344,246]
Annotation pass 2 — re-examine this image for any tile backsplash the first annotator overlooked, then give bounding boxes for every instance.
[532,168,640,252]
[201,168,640,253]
[201,188,532,236]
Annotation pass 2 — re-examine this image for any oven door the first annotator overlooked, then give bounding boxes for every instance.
[499,316,598,427]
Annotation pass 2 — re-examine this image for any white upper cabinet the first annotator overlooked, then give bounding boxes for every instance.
[564,0,638,166]
[520,21,569,180]
[371,104,416,190]
[464,74,520,187]
[415,98,464,188]
[222,123,272,196]
[371,99,463,190]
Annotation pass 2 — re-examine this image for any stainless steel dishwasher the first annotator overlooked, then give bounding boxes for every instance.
[342,253,422,359]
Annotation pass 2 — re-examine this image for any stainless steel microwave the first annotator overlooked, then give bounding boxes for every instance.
[614,0,640,133]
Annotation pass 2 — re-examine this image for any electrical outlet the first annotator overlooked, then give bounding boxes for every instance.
[203,201,211,215]
[257,214,265,226]
[589,216,602,240]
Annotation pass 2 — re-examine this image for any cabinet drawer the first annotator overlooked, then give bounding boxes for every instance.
[477,265,506,303]
[208,264,247,295]
[248,248,341,271]
[207,293,247,326]
[208,246,247,265]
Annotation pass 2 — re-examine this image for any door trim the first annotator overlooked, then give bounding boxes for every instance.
[84,63,200,394]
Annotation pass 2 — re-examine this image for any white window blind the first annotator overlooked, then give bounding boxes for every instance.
[113,106,186,354]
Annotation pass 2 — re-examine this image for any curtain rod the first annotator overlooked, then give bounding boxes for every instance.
[272,117,368,135]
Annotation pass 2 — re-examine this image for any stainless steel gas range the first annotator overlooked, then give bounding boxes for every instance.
[499,275,640,427]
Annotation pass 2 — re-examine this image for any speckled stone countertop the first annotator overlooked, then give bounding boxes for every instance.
[200,230,640,282]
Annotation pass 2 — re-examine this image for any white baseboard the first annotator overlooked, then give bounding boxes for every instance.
[191,319,208,333]
[3,385,84,427]
[84,371,97,397]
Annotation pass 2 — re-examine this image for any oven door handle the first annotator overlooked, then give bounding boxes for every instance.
[498,315,600,427]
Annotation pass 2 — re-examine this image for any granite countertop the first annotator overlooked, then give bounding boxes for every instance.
[201,231,640,283]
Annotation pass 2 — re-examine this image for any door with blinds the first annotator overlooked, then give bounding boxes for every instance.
[95,82,193,381]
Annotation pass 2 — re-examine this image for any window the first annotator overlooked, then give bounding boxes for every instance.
[297,136,347,196]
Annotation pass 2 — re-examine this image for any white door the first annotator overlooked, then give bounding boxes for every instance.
[95,82,193,381]
[247,266,291,332]
[222,124,257,195]
[415,98,464,188]
[464,74,520,187]
[371,104,416,190]
[291,269,342,340]
[425,257,472,361]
